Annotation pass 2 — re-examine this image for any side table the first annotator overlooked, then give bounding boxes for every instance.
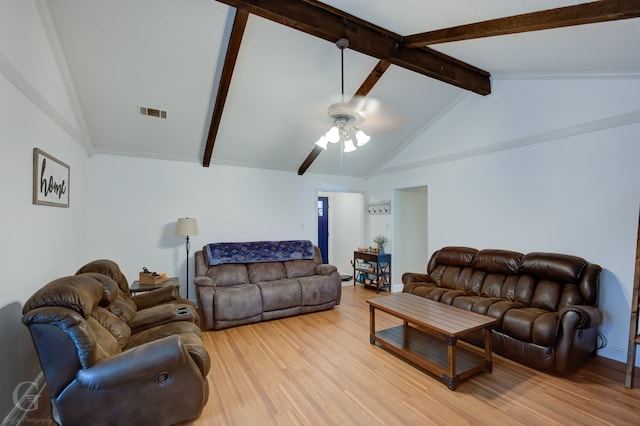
[130,277,180,295]
[353,251,391,293]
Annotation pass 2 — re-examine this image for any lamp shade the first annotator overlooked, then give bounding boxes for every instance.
[175,217,199,236]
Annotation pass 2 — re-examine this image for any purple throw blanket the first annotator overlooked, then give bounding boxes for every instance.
[205,240,315,266]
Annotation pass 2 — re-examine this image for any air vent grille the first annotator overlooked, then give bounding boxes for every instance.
[140,107,167,119]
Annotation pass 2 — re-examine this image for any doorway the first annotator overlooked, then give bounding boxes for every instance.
[393,186,428,287]
[317,196,329,263]
[317,192,364,277]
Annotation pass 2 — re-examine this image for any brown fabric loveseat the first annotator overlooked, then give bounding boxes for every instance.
[402,246,603,375]
[22,274,210,425]
[195,240,341,330]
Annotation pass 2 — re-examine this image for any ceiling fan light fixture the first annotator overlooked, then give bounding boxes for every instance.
[315,135,329,150]
[325,126,340,143]
[355,129,370,146]
[343,139,356,153]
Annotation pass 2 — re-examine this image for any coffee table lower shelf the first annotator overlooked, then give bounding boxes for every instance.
[372,325,491,390]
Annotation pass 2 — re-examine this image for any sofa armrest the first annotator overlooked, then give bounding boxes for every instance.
[315,264,338,275]
[75,335,190,390]
[401,272,435,285]
[132,286,181,310]
[559,305,603,329]
[194,276,215,287]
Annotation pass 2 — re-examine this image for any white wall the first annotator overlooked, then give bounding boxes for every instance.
[368,77,640,363]
[86,155,367,299]
[0,1,90,419]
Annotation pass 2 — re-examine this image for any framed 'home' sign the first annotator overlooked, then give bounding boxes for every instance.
[33,148,70,207]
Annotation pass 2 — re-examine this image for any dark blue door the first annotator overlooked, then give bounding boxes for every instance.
[317,196,329,263]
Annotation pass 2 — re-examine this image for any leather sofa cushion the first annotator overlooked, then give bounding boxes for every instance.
[91,306,131,347]
[285,259,317,278]
[474,249,522,274]
[502,308,558,347]
[108,293,137,323]
[78,272,120,305]
[209,264,249,287]
[23,275,103,318]
[87,316,122,362]
[429,246,476,270]
[520,252,587,283]
[248,262,286,283]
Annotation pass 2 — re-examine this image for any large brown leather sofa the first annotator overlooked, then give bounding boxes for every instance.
[22,273,210,425]
[402,246,603,375]
[195,240,341,330]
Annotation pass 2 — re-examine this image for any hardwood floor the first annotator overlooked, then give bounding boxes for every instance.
[197,286,639,425]
[24,285,639,425]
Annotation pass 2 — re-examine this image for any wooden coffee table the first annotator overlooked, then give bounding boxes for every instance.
[367,293,496,390]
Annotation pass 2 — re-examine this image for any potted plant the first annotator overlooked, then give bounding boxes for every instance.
[373,235,388,254]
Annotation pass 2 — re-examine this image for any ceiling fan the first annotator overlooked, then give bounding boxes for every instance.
[314,38,404,153]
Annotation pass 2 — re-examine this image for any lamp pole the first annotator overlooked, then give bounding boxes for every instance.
[175,217,198,300]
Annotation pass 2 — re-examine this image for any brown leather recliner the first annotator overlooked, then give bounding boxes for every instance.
[22,274,209,425]
[76,259,201,332]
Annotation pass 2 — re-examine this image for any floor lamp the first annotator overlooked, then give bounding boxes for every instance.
[175,217,199,299]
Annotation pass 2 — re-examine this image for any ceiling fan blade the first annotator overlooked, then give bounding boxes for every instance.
[348,96,407,132]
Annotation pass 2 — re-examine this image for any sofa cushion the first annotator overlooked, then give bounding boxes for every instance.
[86,316,122,362]
[284,259,317,278]
[209,264,249,287]
[473,249,522,274]
[248,262,286,283]
[429,246,477,270]
[108,293,137,323]
[298,275,338,306]
[256,279,301,311]
[91,306,131,347]
[501,308,558,347]
[520,252,587,283]
[23,275,104,318]
[213,284,262,321]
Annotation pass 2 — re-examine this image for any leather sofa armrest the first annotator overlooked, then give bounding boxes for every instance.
[76,335,191,389]
[194,276,215,287]
[132,286,181,310]
[559,305,603,329]
[315,264,338,275]
[401,272,435,285]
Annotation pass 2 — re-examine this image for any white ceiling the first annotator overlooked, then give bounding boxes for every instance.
[47,0,640,177]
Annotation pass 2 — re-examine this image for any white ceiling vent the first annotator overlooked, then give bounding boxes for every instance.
[140,107,167,119]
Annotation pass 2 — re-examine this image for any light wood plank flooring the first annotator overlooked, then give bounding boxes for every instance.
[25,285,639,425]
[198,286,639,425]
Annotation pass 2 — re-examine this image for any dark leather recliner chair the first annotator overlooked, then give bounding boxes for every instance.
[76,259,201,332]
[22,274,210,425]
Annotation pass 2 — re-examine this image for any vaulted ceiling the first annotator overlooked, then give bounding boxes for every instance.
[48,0,640,177]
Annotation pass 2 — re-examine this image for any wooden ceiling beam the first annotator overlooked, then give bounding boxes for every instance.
[404,0,640,47]
[297,60,390,175]
[203,9,249,167]
[214,0,491,96]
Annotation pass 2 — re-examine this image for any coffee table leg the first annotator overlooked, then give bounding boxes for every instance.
[443,335,459,390]
[369,305,376,344]
[485,327,493,373]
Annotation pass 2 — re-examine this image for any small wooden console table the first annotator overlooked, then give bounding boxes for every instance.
[353,250,391,293]
[367,293,496,390]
